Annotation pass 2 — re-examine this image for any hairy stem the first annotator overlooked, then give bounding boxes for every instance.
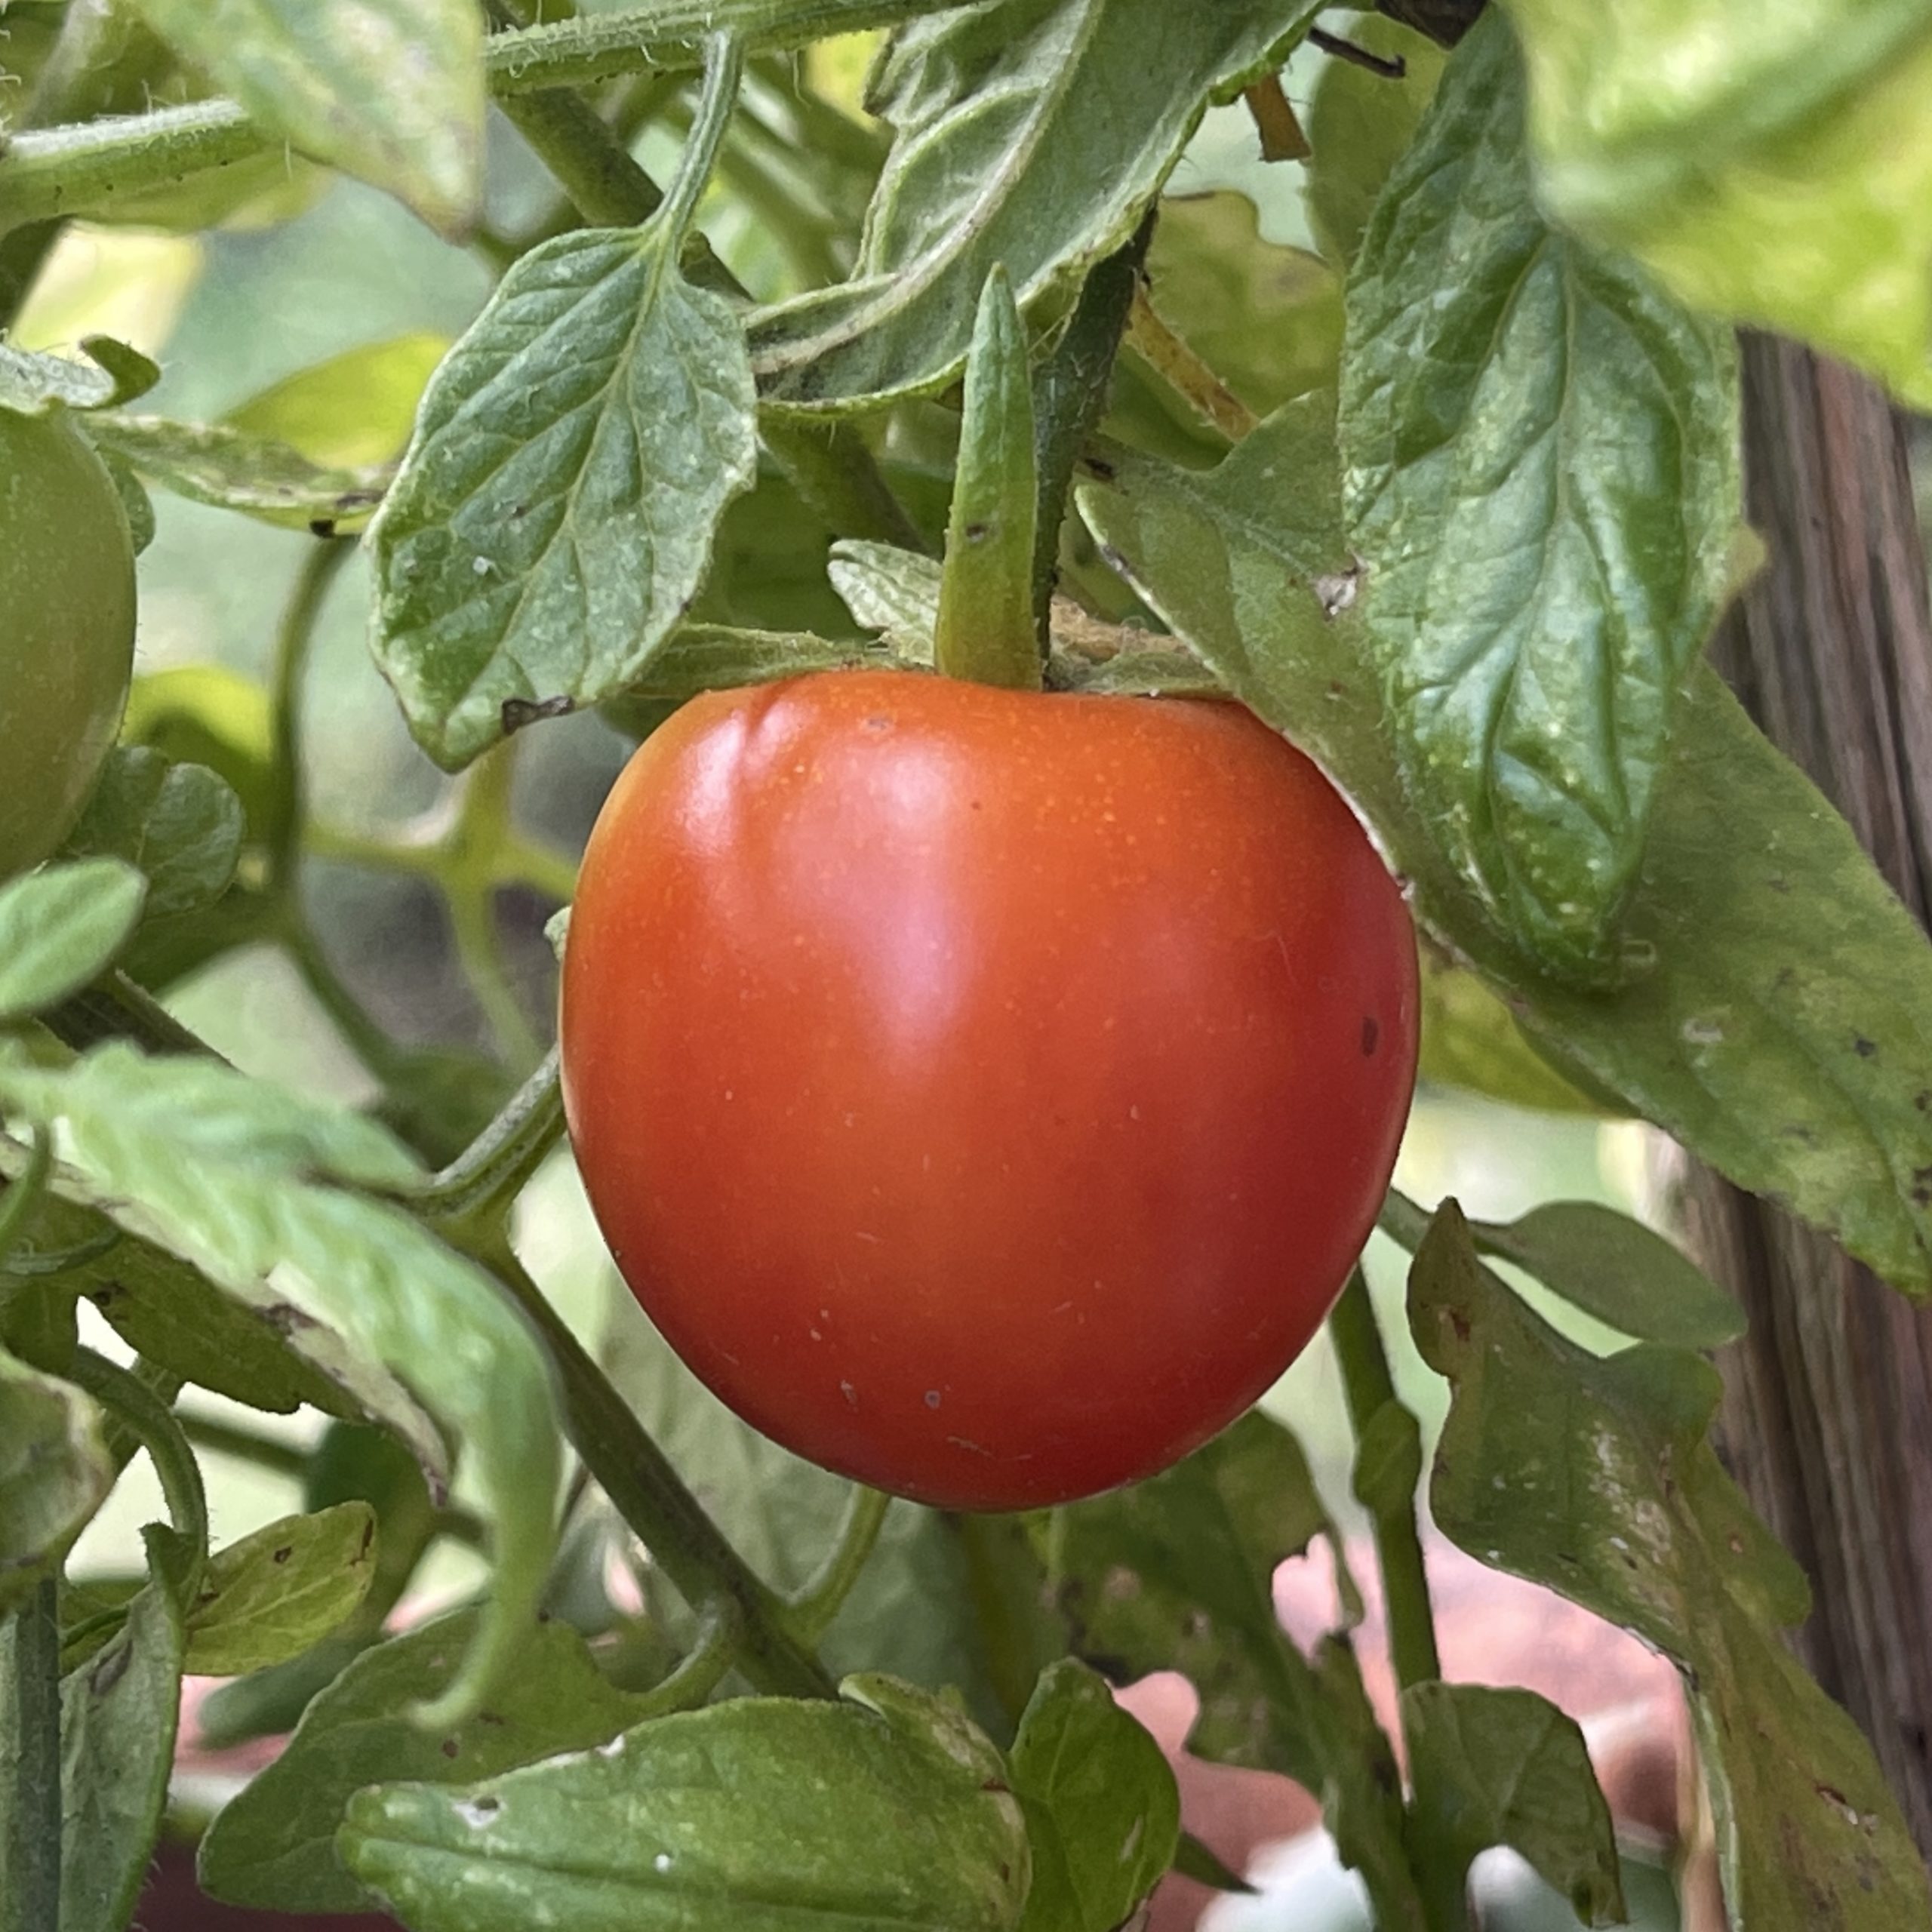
[476,1241,836,1700]
[1327,1271,1440,1691]
[3,1582,63,1932]
[1029,218,1149,633]
[788,1484,891,1644]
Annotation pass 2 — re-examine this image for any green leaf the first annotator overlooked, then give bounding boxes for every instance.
[50,1525,191,1932]
[82,411,391,534]
[0,1044,558,1727]
[124,0,485,239]
[122,665,276,844]
[1497,0,1932,411]
[1469,1201,1745,1350]
[224,331,451,469]
[1011,1659,1179,1932]
[1417,946,1602,1115]
[1341,11,1741,980]
[96,449,156,557]
[1402,1681,1623,1927]
[1145,192,1343,416]
[603,1295,1014,1726]
[369,226,758,769]
[749,0,1324,410]
[184,1503,377,1676]
[1410,1202,1932,1930]
[935,269,1041,689]
[56,1203,446,1447]
[1047,1411,1356,1783]
[0,342,115,414]
[829,537,944,653]
[0,860,146,1023]
[338,1675,1032,1932]
[59,748,244,921]
[198,1609,651,1912]
[0,1344,111,1615]
[1078,403,1932,1291]
[1305,14,1447,269]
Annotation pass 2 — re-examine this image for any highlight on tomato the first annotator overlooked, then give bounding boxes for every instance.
[560,667,1418,1510]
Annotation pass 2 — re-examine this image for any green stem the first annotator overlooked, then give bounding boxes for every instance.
[0,1125,53,1267]
[66,1347,209,1601]
[44,971,211,1058]
[659,34,744,245]
[444,745,543,1070]
[5,1581,63,1932]
[763,419,929,552]
[1327,1272,1469,1932]
[1377,1185,1433,1252]
[477,1244,836,1700]
[266,537,355,889]
[630,1611,734,1719]
[417,1048,564,1235]
[305,823,578,903]
[1327,1271,1439,1691]
[1125,288,1257,441]
[174,1411,489,1549]
[1029,217,1149,636]
[497,85,663,229]
[280,917,420,1091]
[787,1484,890,1644]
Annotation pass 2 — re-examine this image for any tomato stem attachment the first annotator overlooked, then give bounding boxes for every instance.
[935,267,1044,691]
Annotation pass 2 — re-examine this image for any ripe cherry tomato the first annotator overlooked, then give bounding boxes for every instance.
[560,669,1418,1510]
[0,406,137,881]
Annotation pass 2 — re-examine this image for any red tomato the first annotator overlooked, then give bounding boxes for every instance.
[560,669,1417,1510]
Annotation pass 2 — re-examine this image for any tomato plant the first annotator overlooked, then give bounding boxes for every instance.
[5,6,1932,1932]
[0,403,136,881]
[561,668,1417,1509]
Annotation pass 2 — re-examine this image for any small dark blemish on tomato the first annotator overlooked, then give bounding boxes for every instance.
[1361,1016,1380,1057]
[1854,1035,1877,1059]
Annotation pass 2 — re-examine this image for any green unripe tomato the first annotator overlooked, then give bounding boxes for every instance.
[0,405,137,880]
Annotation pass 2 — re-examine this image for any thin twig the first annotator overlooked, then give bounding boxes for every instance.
[1309,26,1409,80]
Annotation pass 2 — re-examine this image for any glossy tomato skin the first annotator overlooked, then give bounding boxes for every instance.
[0,406,137,881]
[561,669,1417,1510]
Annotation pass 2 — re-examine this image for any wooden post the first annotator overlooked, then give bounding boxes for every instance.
[1677,334,1932,1857]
